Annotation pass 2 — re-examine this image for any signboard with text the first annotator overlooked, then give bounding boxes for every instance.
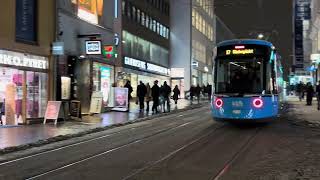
[112,88,128,112]
[86,41,102,55]
[89,92,103,114]
[44,101,62,125]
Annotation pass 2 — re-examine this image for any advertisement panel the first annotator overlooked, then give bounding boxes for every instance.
[78,0,98,24]
[112,88,128,112]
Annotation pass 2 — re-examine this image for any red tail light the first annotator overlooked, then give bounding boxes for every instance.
[252,98,264,108]
[215,98,223,108]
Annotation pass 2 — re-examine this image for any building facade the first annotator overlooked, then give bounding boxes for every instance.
[116,0,171,98]
[170,0,215,96]
[309,0,320,83]
[56,0,117,114]
[0,0,55,125]
[215,15,235,44]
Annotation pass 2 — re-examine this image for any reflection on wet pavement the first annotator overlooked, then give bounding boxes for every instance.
[0,99,207,149]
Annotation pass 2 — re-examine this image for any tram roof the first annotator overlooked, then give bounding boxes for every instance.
[217,39,274,48]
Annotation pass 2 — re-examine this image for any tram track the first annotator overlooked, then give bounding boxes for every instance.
[18,109,217,179]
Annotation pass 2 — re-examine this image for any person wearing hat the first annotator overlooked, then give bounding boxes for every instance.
[151,80,160,113]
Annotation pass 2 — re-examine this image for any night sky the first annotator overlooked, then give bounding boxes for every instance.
[215,0,293,79]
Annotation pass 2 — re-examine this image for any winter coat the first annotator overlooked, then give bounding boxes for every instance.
[173,87,180,100]
[124,83,133,99]
[145,85,152,102]
[152,84,160,98]
[137,84,147,98]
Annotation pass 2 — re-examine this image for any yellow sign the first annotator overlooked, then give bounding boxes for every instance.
[226,49,254,55]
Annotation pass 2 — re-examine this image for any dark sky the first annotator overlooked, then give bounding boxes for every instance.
[215,0,293,79]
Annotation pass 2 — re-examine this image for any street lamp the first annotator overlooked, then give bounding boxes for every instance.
[258,33,264,39]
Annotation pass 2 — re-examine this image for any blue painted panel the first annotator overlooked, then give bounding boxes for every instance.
[211,96,278,120]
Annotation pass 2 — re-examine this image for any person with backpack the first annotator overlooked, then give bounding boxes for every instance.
[162,81,172,112]
[136,81,147,111]
[151,80,160,113]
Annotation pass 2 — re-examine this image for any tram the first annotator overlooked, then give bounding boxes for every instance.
[211,39,284,121]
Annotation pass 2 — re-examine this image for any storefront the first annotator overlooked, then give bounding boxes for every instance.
[0,50,49,125]
[118,57,170,98]
[72,58,115,114]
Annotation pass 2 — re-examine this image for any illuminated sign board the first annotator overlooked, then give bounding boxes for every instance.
[86,41,101,55]
[124,57,169,75]
[0,50,48,69]
[226,49,254,55]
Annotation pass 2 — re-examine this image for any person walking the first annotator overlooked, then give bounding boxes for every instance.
[296,81,303,101]
[124,80,133,111]
[316,81,320,110]
[162,81,172,112]
[145,83,152,112]
[306,82,314,106]
[151,80,160,113]
[173,85,180,105]
[195,84,201,103]
[190,85,195,103]
[207,83,212,102]
[137,81,147,111]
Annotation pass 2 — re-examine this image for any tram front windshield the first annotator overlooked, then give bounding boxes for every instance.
[215,58,264,95]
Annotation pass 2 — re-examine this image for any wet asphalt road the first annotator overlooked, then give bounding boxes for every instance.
[0,105,320,180]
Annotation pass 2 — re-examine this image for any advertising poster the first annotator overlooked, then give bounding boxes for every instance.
[112,88,128,112]
[5,83,16,125]
[78,0,98,24]
[100,67,111,106]
[44,101,62,124]
[89,91,103,114]
[61,77,71,100]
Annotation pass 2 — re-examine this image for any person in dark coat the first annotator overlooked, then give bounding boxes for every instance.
[137,81,147,111]
[190,85,195,103]
[173,85,180,105]
[306,82,314,106]
[151,80,160,113]
[195,84,201,103]
[124,80,133,110]
[316,81,320,110]
[207,84,212,101]
[296,81,303,101]
[162,81,172,112]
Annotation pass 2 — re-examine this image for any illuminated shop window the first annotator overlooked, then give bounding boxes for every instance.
[72,0,104,25]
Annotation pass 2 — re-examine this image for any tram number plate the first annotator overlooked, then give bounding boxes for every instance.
[232,110,241,114]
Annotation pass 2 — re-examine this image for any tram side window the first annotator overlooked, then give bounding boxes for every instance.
[267,61,277,94]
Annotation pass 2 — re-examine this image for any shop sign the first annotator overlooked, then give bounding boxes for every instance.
[52,42,64,55]
[170,68,184,78]
[124,57,170,75]
[146,63,169,75]
[0,50,48,69]
[86,41,102,55]
[124,57,146,69]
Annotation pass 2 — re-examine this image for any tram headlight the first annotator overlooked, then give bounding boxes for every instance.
[215,98,224,108]
[252,98,264,108]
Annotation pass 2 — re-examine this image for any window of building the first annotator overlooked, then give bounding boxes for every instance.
[71,0,104,25]
[132,6,136,21]
[146,15,150,28]
[141,12,145,26]
[137,9,141,23]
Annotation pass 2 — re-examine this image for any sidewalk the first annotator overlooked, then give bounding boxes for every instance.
[0,99,208,150]
[286,96,320,127]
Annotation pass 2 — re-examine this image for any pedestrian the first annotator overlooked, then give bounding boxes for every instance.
[124,80,133,111]
[296,81,303,101]
[195,84,201,103]
[207,83,212,102]
[162,81,172,112]
[173,85,180,105]
[151,80,160,113]
[137,81,147,111]
[190,85,195,103]
[202,85,207,97]
[306,82,314,106]
[316,81,320,110]
[145,83,152,112]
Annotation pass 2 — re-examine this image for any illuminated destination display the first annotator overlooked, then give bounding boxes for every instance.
[226,49,254,55]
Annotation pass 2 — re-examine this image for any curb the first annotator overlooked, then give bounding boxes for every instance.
[0,103,208,155]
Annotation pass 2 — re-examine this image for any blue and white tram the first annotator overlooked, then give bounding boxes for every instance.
[211,39,283,122]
